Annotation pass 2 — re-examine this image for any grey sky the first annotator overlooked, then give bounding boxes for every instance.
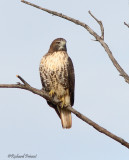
[0,0,129,159]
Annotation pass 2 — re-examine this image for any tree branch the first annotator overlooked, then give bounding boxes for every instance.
[0,75,60,104]
[21,0,129,84]
[16,75,30,86]
[88,11,104,40]
[0,75,129,149]
[124,22,129,28]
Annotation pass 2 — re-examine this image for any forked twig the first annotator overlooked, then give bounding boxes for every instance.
[88,11,104,40]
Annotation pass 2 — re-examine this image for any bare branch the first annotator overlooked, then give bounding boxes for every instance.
[21,0,99,40]
[21,0,129,84]
[68,106,129,149]
[0,75,129,149]
[88,11,104,40]
[16,75,30,86]
[0,80,60,105]
[124,22,129,28]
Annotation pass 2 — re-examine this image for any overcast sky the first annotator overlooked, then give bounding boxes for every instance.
[0,0,129,160]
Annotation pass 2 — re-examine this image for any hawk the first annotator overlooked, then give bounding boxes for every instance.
[39,38,75,129]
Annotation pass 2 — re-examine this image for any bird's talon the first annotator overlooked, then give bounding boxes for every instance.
[60,97,65,108]
[49,90,55,97]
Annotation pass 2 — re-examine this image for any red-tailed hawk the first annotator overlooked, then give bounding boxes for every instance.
[39,38,75,129]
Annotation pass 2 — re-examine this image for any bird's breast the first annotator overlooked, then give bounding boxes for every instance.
[41,51,68,71]
[39,51,69,94]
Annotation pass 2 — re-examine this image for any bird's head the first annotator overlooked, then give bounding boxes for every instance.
[48,38,67,53]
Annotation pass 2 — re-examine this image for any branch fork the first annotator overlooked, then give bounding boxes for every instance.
[88,11,104,40]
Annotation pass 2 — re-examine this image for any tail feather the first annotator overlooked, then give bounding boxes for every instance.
[60,108,72,129]
[47,101,72,129]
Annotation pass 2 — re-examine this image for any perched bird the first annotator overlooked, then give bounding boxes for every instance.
[39,38,75,129]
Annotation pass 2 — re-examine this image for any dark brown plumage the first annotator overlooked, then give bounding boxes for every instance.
[39,38,75,128]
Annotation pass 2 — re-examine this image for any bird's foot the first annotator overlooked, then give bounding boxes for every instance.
[60,97,65,108]
[49,90,55,97]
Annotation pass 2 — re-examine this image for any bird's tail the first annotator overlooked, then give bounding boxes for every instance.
[60,108,72,129]
[47,101,72,129]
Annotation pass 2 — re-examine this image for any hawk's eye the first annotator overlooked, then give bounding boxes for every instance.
[56,41,60,44]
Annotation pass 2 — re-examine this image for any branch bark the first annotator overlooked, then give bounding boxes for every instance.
[0,75,129,149]
[88,11,104,40]
[1,75,60,104]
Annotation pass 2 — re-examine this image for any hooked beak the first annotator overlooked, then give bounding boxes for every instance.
[59,41,66,50]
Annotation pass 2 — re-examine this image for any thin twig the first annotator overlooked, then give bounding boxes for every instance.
[0,75,129,149]
[124,22,129,28]
[88,11,104,40]
[16,75,30,86]
[21,0,99,39]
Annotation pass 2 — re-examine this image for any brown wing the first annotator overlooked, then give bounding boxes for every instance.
[39,62,60,117]
[68,57,75,106]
